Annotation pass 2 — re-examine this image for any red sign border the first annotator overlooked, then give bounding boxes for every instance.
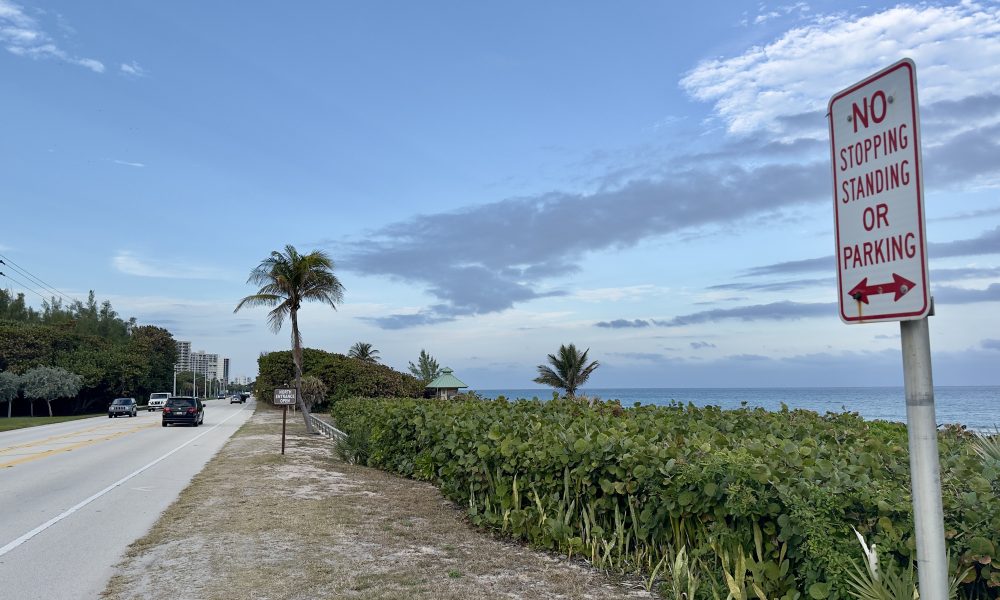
[828,58,930,323]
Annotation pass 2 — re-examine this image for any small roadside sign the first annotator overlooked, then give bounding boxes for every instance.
[273,387,296,405]
[829,58,930,323]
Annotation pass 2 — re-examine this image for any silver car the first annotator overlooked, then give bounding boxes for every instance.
[108,398,137,418]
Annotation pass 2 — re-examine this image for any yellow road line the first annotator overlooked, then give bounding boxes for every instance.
[0,422,114,453]
[0,422,159,469]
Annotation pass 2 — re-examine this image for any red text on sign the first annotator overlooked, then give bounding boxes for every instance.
[863,203,889,231]
[842,232,916,270]
[852,90,888,133]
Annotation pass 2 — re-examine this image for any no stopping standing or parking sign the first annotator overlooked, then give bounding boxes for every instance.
[829,58,930,323]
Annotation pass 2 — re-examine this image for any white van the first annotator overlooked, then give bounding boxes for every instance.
[148,392,171,412]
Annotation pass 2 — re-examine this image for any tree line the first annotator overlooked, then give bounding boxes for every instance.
[0,289,178,417]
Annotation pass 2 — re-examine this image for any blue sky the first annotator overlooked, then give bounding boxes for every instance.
[2,1,999,388]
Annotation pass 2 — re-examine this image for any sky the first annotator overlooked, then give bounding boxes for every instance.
[2,1,999,389]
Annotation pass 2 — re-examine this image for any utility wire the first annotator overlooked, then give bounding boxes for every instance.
[0,253,78,305]
[0,270,51,302]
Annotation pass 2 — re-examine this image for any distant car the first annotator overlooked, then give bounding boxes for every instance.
[109,398,137,418]
[230,393,247,404]
[148,392,170,412]
[161,396,205,427]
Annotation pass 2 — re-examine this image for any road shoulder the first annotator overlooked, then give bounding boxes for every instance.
[102,406,652,600]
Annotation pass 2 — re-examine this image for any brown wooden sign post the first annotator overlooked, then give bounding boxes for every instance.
[273,387,297,454]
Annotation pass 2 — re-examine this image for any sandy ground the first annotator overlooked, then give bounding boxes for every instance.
[101,406,655,600]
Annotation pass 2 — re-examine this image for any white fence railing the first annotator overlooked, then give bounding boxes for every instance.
[309,414,347,441]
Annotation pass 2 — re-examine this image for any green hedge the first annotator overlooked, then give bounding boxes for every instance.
[256,348,424,407]
[332,396,1000,598]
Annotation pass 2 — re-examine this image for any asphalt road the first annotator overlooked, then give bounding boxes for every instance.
[0,399,254,600]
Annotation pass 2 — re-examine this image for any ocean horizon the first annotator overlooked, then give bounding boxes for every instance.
[472,386,1000,433]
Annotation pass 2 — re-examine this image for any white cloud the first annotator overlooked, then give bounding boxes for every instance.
[113,251,229,280]
[112,159,145,168]
[120,60,145,76]
[573,285,668,303]
[681,3,1000,139]
[0,0,104,72]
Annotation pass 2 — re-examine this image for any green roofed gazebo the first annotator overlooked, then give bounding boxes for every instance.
[426,367,468,400]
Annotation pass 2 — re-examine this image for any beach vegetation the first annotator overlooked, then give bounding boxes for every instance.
[533,343,599,397]
[408,349,441,383]
[331,396,1000,598]
[257,347,423,409]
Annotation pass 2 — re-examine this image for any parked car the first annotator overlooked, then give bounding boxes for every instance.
[161,396,205,427]
[109,398,137,418]
[148,392,170,412]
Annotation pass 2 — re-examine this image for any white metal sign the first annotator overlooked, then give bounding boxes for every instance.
[829,58,930,323]
[273,387,296,405]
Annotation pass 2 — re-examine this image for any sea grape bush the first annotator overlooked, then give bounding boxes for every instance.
[331,396,1000,598]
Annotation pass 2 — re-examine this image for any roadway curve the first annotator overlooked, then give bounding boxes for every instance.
[0,399,254,600]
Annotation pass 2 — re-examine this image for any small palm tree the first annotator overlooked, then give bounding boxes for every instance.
[348,342,380,363]
[533,343,599,397]
[234,245,344,433]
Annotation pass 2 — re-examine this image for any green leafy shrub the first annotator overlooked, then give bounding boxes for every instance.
[331,396,1000,598]
[256,348,423,408]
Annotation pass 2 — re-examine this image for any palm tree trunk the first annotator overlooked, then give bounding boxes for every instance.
[47,399,53,417]
[290,309,315,433]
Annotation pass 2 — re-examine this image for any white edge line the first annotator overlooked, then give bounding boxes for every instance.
[0,405,251,557]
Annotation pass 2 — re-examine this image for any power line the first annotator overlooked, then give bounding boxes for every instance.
[0,253,78,305]
[0,270,50,302]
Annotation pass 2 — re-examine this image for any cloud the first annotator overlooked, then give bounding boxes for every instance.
[929,226,1000,259]
[112,251,229,280]
[112,159,145,168]
[933,205,1000,223]
[933,283,1000,305]
[334,4,1000,330]
[681,3,1000,139]
[120,60,146,76]
[361,311,456,330]
[342,160,830,328]
[657,301,836,327]
[594,301,836,329]
[595,319,651,329]
[0,0,104,72]
[690,341,717,349]
[932,266,1000,283]
[709,277,835,292]
[607,352,668,362]
[983,339,1000,351]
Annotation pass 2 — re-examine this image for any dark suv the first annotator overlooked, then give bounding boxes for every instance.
[108,397,137,418]
[161,396,205,427]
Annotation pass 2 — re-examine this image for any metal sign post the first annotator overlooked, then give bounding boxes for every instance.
[829,58,947,598]
[273,387,297,455]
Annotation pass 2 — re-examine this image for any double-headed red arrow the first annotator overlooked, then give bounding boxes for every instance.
[848,273,916,304]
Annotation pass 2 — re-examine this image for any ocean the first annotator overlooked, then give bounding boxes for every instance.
[472,386,1000,433]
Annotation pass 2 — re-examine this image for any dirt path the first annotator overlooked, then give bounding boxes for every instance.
[102,406,654,600]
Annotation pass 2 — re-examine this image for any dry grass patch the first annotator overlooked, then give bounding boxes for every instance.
[102,406,655,600]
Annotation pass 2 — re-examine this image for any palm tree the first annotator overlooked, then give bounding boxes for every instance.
[348,342,380,363]
[234,245,344,433]
[533,343,599,397]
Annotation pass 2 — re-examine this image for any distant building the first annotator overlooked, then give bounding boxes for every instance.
[176,341,192,372]
[425,367,468,400]
[192,351,220,380]
[222,358,230,386]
